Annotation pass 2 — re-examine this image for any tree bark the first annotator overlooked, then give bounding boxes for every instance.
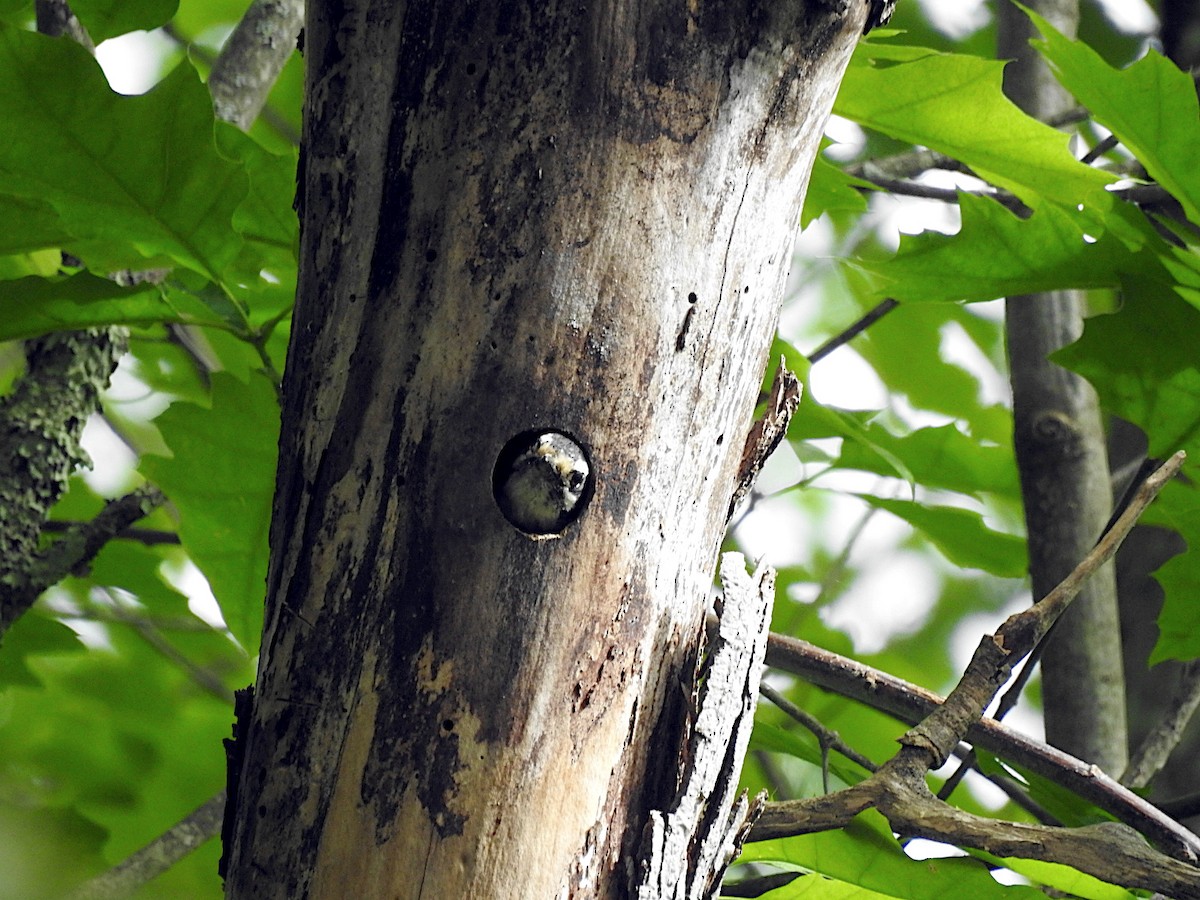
[223,2,866,898]
[999,0,1128,774]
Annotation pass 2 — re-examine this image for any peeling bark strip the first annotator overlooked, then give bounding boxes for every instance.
[633,553,773,900]
[223,3,866,898]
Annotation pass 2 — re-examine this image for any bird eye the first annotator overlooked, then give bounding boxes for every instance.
[568,470,586,492]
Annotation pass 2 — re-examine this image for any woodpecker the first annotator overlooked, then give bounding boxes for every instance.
[494,431,590,537]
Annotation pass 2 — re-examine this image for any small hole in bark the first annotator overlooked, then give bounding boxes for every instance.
[466,62,477,75]
[425,249,437,263]
[441,718,454,732]
[687,291,698,304]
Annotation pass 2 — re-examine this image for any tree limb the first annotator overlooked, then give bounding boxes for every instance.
[6,486,167,617]
[64,791,227,900]
[207,0,304,131]
[749,454,1200,896]
[0,330,125,634]
[1123,660,1200,790]
[763,628,1200,859]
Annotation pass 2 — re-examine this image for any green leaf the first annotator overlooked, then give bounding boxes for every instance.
[1143,482,1200,662]
[72,0,178,43]
[1054,282,1200,459]
[0,272,229,341]
[0,627,231,898]
[0,194,76,255]
[749,719,872,788]
[973,751,1111,829]
[140,373,278,647]
[857,496,1028,577]
[218,123,299,268]
[836,44,1114,210]
[803,151,869,228]
[1054,284,1200,660]
[0,26,247,279]
[835,423,1018,498]
[864,195,1131,304]
[730,870,897,898]
[979,856,1137,900]
[1029,7,1200,225]
[0,612,82,688]
[850,301,1008,440]
[740,810,1044,899]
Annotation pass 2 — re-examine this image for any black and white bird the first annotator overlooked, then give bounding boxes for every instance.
[494,431,590,537]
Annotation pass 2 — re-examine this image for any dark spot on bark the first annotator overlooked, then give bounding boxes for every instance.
[687,291,698,303]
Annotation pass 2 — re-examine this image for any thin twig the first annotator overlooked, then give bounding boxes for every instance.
[101,598,236,703]
[40,519,181,546]
[760,682,878,779]
[807,299,899,364]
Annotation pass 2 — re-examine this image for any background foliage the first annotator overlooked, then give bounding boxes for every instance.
[0,1,1196,897]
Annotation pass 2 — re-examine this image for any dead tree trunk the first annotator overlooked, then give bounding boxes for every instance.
[223,2,867,897]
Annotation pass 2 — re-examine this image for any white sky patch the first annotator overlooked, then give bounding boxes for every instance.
[160,557,229,632]
[824,114,867,162]
[938,319,1010,408]
[95,29,176,94]
[79,414,137,495]
[107,354,173,422]
[919,0,992,39]
[1092,0,1157,34]
[809,347,889,411]
[822,547,940,654]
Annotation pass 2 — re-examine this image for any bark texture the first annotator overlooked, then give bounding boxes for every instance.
[999,0,1127,774]
[223,2,865,897]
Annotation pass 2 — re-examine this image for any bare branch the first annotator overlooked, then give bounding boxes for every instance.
[807,299,898,364]
[750,451,1200,892]
[65,791,226,900]
[764,626,1200,861]
[40,519,181,546]
[1123,660,1200,790]
[11,486,167,610]
[35,0,94,50]
[208,0,305,130]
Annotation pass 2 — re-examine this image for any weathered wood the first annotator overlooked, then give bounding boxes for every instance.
[223,2,866,897]
[633,553,773,900]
